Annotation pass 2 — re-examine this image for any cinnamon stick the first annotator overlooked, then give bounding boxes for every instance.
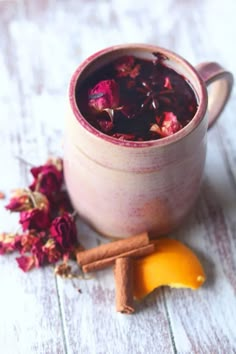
[114,257,134,314]
[82,243,154,273]
[76,232,149,266]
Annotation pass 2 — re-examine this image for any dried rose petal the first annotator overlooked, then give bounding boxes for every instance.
[50,212,77,252]
[16,255,36,272]
[30,162,63,199]
[31,238,46,267]
[42,239,62,264]
[88,80,120,119]
[114,56,134,74]
[78,55,198,141]
[20,208,51,231]
[0,191,5,199]
[149,123,162,136]
[151,112,182,137]
[54,262,72,278]
[20,232,39,254]
[114,56,141,78]
[0,233,21,255]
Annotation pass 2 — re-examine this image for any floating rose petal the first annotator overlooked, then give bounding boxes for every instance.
[164,77,172,90]
[161,112,182,136]
[112,133,136,141]
[114,56,141,78]
[151,112,182,137]
[149,123,162,136]
[97,119,114,133]
[88,80,120,121]
[0,191,5,199]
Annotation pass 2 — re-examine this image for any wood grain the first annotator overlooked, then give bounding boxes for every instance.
[0,0,236,353]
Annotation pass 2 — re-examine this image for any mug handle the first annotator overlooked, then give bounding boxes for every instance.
[196,62,233,128]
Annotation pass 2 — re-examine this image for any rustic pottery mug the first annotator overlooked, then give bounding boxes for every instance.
[64,44,233,238]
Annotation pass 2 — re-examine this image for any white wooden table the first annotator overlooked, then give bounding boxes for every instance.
[0,1,236,353]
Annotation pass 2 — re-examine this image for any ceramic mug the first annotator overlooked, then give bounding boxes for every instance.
[64,44,233,238]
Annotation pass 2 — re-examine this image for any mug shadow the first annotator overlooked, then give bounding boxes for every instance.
[135,287,164,314]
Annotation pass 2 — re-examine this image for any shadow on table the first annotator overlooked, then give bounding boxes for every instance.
[135,287,164,314]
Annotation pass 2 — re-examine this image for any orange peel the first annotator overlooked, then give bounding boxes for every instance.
[133,238,206,299]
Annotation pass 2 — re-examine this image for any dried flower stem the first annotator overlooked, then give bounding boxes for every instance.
[26,189,37,208]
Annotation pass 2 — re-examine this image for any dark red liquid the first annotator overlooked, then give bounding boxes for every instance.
[76,53,198,141]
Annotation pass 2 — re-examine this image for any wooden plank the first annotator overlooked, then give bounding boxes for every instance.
[164,128,236,353]
[56,220,175,354]
[0,160,66,354]
[0,0,236,353]
[0,2,66,353]
[156,3,236,351]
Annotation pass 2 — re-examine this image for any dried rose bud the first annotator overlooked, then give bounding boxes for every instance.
[16,255,36,272]
[5,189,33,212]
[20,208,51,231]
[6,189,49,212]
[114,56,141,78]
[42,239,62,264]
[0,191,5,199]
[46,157,63,171]
[30,162,63,199]
[50,212,77,252]
[88,79,120,120]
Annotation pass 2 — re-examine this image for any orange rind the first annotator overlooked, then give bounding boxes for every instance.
[133,238,206,299]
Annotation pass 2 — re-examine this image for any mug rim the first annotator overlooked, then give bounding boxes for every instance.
[69,43,208,148]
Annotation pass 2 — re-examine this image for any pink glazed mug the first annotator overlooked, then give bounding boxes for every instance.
[64,44,233,238]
